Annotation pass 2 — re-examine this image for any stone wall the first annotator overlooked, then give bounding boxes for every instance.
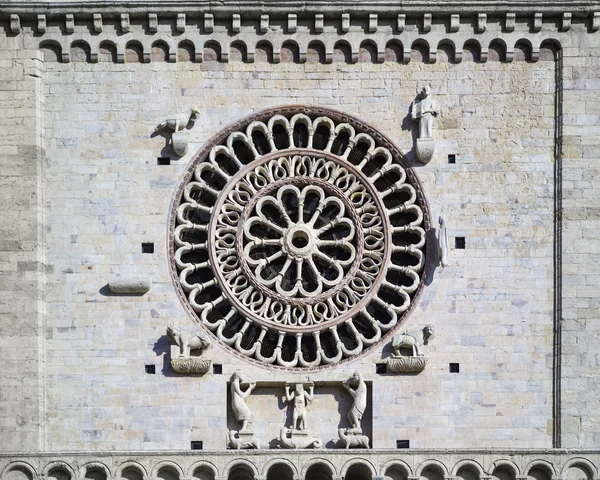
[0,3,598,455]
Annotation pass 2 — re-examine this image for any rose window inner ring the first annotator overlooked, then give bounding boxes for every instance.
[170,106,430,369]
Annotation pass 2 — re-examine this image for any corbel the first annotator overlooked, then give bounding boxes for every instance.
[450,14,460,32]
[397,13,405,33]
[505,12,515,32]
[37,14,46,34]
[148,13,158,33]
[260,14,269,33]
[341,13,350,33]
[592,12,600,32]
[368,13,378,33]
[93,13,102,33]
[65,13,74,34]
[533,12,542,32]
[10,14,21,34]
[204,13,214,33]
[177,13,186,33]
[477,13,487,33]
[561,12,571,31]
[422,13,432,33]
[232,13,241,33]
[121,13,130,33]
[315,13,324,33]
[288,13,297,33]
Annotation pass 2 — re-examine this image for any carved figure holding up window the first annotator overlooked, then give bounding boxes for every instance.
[286,383,314,431]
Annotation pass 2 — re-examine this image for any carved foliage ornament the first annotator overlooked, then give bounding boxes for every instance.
[170,106,430,369]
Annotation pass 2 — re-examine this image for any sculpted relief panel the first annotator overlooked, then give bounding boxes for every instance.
[170,106,430,369]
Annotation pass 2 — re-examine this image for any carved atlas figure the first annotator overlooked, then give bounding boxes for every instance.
[166,323,211,357]
[230,370,256,432]
[286,383,314,431]
[343,371,367,430]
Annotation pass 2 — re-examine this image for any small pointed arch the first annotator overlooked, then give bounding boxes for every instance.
[117,462,147,480]
[359,39,378,63]
[333,39,352,63]
[281,40,300,63]
[385,39,404,63]
[178,40,196,62]
[438,39,460,63]
[562,459,597,480]
[382,461,412,480]
[99,40,117,63]
[307,40,327,64]
[301,458,337,478]
[489,38,509,62]
[540,38,561,61]
[40,40,62,62]
[488,460,519,480]
[463,39,482,62]
[70,40,91,62]
[81,463,110,480]
[188,461,218,480]
[256,40,274,63]
[341,460,376,478]
[416,460,449,479]
[125,40,144,63]
[411,39,431,63]
[223,460,258,480]
[151,40,169,62]
[524,461,556,480]
[1,462,36,480]
[203,40,221,62]
[514,38,534,62]
[229,40,248,62]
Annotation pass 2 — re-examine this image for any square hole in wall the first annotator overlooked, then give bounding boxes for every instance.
[157,157,171,165]
[190,441,203,450]
[145,364,156,374]
[213,364,223,374]
[455,237,465,249]
[376,363,387,374]
[142,243,154,254]
[397,440,410,449]
[448,154,456,164]
[449,363,460,373]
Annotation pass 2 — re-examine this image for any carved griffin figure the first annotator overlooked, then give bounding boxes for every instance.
[391,325,434,357]
[155,107,200,132]
[166,323,211,357]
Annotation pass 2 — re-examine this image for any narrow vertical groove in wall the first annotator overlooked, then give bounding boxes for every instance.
[552,46,563,449]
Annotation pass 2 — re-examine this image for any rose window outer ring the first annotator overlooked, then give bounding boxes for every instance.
[169,105,431,370]
[208,149,391,333]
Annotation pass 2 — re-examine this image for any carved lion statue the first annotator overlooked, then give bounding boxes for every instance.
[391,325,434,357]
[166,324,211,357]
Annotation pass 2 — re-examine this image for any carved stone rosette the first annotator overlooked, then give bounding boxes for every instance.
[170,106,430,369]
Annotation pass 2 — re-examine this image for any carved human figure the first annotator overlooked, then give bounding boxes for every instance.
[230,370,256,432]
[411,86,439,139]
[343,371,367,430]
[285,383,314,431]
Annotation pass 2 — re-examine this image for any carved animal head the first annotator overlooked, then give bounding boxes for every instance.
[423,325,434,343]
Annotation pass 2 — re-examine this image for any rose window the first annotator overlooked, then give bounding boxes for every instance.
[170,106,430,369]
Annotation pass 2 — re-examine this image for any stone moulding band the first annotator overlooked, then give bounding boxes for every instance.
[169,104,431,370]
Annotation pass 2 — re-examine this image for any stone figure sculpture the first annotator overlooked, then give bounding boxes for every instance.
[154,106,200,156]
[438,216,449,268]
[411,86,440,164]
[230,370,256,432]
[228,370,260,450]
[166,324,211,374]
[343,371,367,430]
[386,325,435,374]
[338,371,370,449]
[285,383,314,431]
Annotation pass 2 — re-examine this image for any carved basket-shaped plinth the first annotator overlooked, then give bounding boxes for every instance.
[171,357,211,374]
[386,356,428,373]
